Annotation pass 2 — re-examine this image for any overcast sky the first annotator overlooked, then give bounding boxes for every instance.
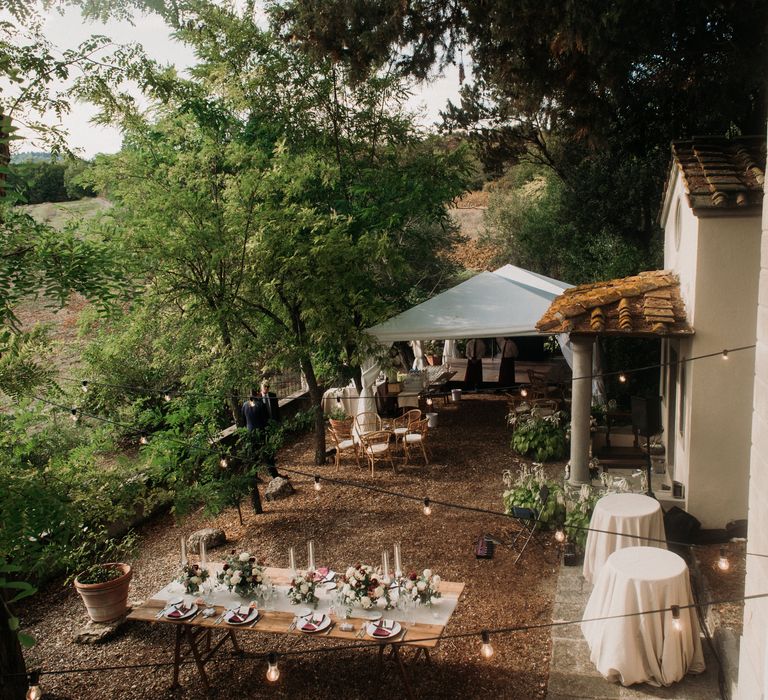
[27,4,466,158]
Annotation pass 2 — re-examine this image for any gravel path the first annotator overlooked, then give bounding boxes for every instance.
[21,393,562,699]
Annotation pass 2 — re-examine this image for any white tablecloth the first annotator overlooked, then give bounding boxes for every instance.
[583,493,666,584]
[322,386,359,417]
[581,547,705,686]
[153,566,458,627]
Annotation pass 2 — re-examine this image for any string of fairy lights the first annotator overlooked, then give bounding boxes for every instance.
[10,342,763,695]
[54,343,757,404]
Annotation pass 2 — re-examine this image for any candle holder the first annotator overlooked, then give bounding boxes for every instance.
[394,542,402,579]
[181,536,188,567]
[288,546,296,573]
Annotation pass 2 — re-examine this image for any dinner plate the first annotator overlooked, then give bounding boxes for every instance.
[164,603,198,620]
[297,614,331,633]
[365,620,402,639]
[224,608,259,626]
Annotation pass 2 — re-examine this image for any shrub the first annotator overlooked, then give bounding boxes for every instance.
[510,410,568,462]
[502,464,565,528]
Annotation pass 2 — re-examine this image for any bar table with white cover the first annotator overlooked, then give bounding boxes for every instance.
[582,492,666,585]
[581,546,705,686]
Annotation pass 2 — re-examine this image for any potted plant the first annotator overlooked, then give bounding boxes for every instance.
[328,407,353,432]
[423,340,443,366]
[74,563,133,623]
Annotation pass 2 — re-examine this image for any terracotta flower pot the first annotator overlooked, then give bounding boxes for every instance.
[74,563,132,622]
[329,417,353,433]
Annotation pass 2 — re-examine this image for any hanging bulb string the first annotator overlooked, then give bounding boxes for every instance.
[53,343,755,405]
[7,590,768,681]
[16,392,767,560]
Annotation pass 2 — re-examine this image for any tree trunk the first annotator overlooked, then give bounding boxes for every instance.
[0,594,27,700]
[300,357,326,466]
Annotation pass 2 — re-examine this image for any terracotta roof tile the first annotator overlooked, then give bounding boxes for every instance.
[670,136,765,212]
[536,271,693,337]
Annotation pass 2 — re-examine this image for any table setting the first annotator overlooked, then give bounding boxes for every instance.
[128,537,465,698]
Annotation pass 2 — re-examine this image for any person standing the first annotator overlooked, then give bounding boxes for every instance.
[497,337,519,388]
[241,381,285,513]
[464,337,486,391]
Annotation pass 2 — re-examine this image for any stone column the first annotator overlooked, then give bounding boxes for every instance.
[569,336,594,485]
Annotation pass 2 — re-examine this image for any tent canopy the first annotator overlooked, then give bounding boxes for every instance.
[366,265,573,343]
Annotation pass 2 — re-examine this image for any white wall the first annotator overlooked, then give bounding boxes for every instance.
[736,134,768,699]
[661,169,761,527]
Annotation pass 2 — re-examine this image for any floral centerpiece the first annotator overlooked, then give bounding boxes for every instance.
[217,550,269,599]
[399,569,441,606]
[337,563,392,612]
[287,570,319,606]
[177,563,209,595]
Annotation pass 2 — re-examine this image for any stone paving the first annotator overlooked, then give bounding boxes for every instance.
[547,563,721,699]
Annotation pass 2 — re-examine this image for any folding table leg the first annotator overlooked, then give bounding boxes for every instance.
[171,625,182,689]
[391,645,416,700]
[185,627,210,691]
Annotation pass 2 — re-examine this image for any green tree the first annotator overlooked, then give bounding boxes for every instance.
[78,8,469,466]
[273,0,768,262]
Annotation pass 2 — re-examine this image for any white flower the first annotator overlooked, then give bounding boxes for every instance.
[300,583,309,594]
[239,552,251,562]
[231,571,242,584]
[255,574,262,582]
[354,569,365,581]
[423,569,432,579]
[190,576,201,585]
[432,575,441,586]
[416,581,426,591]
[373,585,385,599]
[360,596,372,609]
[346,567,356,579]
[405,580,414,591]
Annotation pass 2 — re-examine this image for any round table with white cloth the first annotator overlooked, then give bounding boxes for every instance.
[581,546,705,687]
[582,493,666,585]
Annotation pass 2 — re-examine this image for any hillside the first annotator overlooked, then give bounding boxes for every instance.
[21,196,112,230]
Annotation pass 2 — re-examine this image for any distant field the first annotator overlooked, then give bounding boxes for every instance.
[21,196,112,230]
[13,198,114,382]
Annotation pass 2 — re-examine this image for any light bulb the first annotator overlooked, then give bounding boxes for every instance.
[618,373,627,383]
[671,605,682,631]
[520,387,528,398]
[70,408,79,422]
[219,456,229,468]
[314,475,322,491]
[554,528,566,543]
[717,547,730,571]
[81,380,89,393]
[26,672,42,700]
[480,630,494,658]
[426,397,433,407]
[266,652,280,682]
[722,349,729,360]
[423,497,432,516]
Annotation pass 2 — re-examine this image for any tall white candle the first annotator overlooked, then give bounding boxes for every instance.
[288,546,296,572]
[200,540,207,570]
[308,540,315,572]
[394,542,402,578]
[382,550,390,582]
[181,536,187,567]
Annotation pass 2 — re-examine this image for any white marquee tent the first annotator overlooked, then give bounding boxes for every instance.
[366,264,572,343]
[353,265,606,417]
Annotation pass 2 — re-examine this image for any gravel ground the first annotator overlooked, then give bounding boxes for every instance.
[21,394,562,699]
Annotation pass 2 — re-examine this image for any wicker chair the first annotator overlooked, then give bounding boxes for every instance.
[354,411,382,441]
[392,409,422,449]
[360,430,396,475]
[328,421,360,470]
[403,418,430,466]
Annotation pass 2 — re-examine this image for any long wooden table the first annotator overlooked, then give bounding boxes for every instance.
[128,566,465,697]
